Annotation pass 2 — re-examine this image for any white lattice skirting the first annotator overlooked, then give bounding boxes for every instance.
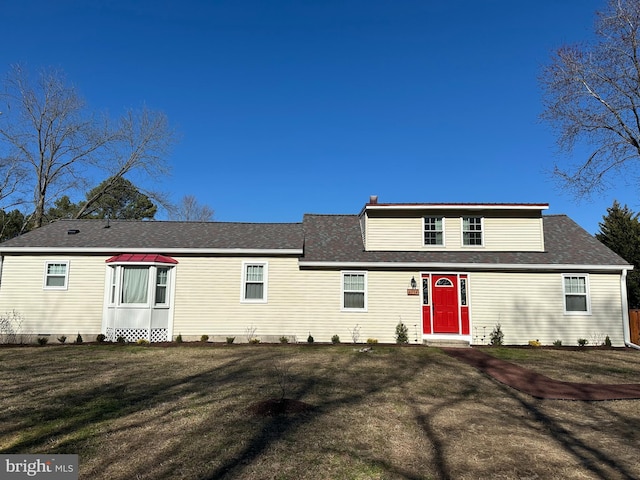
[106,328,168,343]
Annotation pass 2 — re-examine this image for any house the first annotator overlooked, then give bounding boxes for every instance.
[0,197,634,346]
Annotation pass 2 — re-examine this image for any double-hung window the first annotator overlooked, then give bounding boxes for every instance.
[424,217,444,246]
[44,261,69,290]
[242,262,267,302]
[563,274,591,314]
[342,271,367,310]
[155,267,169,305]
[462,217,483,246]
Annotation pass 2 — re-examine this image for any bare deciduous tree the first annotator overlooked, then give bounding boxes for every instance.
[541,0,640,197]
[0,64,175,228]
[170,194,214,222]
[75,107,174,219]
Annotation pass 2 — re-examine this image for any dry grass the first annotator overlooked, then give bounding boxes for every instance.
[1,344,639,479]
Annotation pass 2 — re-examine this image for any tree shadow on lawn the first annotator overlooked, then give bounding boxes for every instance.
[408,364,640,480]
[5,346,639,480]
[0,348,276,454]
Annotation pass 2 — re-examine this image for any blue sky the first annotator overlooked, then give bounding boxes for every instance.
[2,0,632,233]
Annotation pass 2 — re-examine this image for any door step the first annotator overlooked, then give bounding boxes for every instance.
[424,339,470,348]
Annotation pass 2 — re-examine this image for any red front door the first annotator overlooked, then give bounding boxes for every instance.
[432,275,459,333]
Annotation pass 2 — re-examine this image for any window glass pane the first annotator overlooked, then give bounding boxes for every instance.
[155,268,168,305]
[245,283,264,299]
[122,266,149,304]
[344,274,364,290]
[46,276,66,287]
[566,295,587,312]
[48,263,67,275]
[246,265,263,282]
[460,278,467,306]
[110,267,117,303]
[344,292,364,309]
[157,268,168,286]
[422,278,429,305]
[564,277,586,294]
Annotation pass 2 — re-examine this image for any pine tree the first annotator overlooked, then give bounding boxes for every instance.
[596,201,640,308]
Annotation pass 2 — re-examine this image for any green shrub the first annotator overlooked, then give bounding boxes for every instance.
[37,337,48,346]
[200,334,209,342]
[136,339,149,346]
[75,333,83,344]
[395,322,409,344]
[366,338,378,345]
[553,339,562,347]
[489,324,504,346]
[96,333,106,343]
[279,336,289,344]
[249,338,261,344]
[116,336,126,344]
[226,336,235,344]
[577,338,589,347]
[331,334,341,344]
[307,334,314,343]
[176,333,183,343]
[57,335,67,344]
[604,335,612,347]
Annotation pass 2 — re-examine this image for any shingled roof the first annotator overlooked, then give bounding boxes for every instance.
[300,214,631,269]
[0,219,304,252]
[0,214,631,270]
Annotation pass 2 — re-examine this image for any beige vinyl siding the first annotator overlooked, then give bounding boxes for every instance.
[366,215,544,251]
[468,272,624,346]
[0,255,105,337]
[172,259,420,343]
[365,217,423,251]
[483,217,544,251]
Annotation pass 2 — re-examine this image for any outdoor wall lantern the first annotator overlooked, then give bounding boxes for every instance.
[407,276,419,295]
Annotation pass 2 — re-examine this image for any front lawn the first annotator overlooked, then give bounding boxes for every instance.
[1,344,639,479]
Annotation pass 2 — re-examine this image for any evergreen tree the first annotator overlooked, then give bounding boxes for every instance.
[80,177,156,220]
[596,201,640,308]
[44,178,156,222]
[0,209,27,241]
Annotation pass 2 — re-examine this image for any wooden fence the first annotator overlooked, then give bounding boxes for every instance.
[630,309,640,344]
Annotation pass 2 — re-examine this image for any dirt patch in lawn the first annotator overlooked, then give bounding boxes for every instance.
[248,398,315,416]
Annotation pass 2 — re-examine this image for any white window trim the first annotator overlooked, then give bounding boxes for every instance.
[241,261,268,304]
[43,260,69,290]
[341,270,368,312]
[423,216,445,247]
[562,274,592,315]
[461,216,484,247]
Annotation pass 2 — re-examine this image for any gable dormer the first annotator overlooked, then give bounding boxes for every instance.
[360,199,549,252]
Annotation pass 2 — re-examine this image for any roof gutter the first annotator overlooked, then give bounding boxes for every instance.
[0,247,304,255]
[298,261,633,272]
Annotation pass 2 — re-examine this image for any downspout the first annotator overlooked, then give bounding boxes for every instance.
[621,268,640,350]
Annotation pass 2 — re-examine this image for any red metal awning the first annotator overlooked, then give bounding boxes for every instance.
[105,253,178,264]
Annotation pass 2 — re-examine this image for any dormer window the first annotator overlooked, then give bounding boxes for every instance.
[462,217,483,246]
[424,217,444,246]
